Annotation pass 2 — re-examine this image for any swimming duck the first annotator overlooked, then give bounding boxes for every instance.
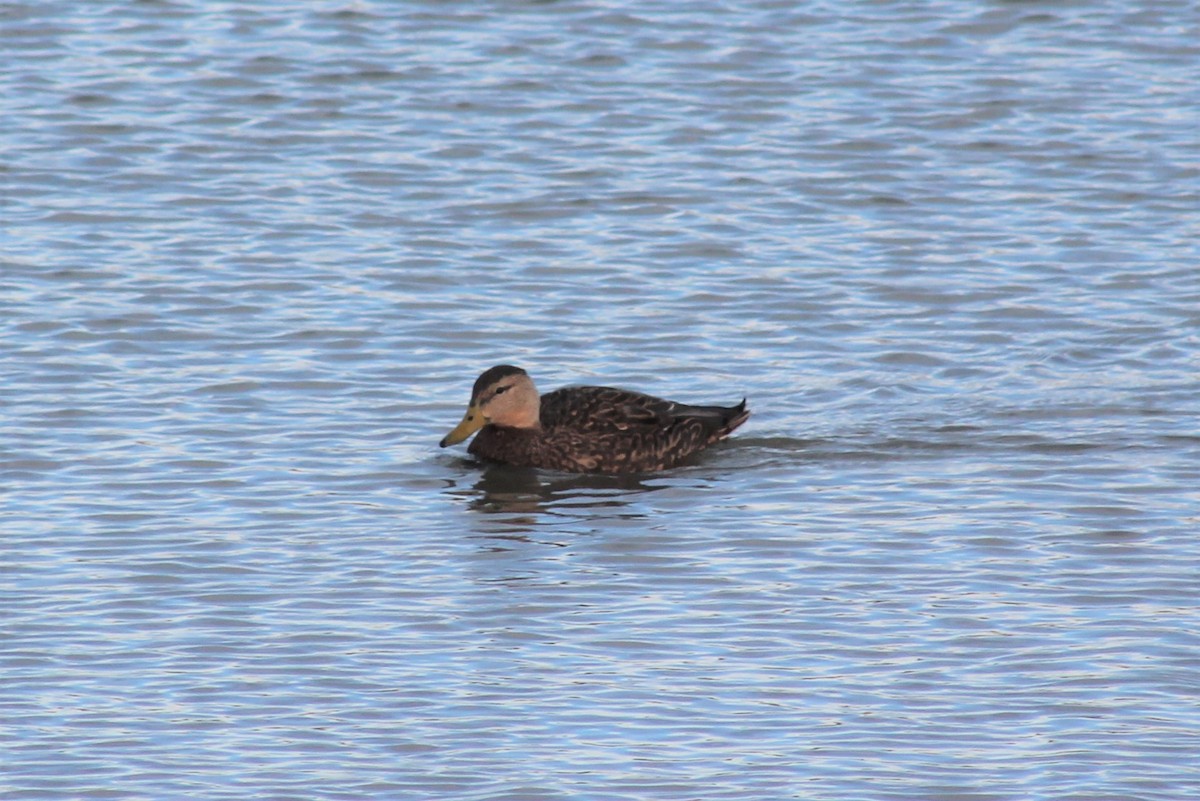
[439,365,749,474]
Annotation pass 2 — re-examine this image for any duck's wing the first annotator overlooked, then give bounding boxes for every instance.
[541,386,747,438]
[539,386,661,430]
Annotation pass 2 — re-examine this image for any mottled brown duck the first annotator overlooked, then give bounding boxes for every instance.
[439,365,749,474]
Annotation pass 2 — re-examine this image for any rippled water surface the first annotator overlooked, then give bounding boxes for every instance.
[4,2,1199,799]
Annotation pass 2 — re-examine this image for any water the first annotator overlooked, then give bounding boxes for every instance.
[3,2,1199,799]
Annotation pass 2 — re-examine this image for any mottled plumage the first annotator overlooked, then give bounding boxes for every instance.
[440,365,749,474]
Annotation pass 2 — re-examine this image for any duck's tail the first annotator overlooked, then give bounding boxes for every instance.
[716,398,750,439]
[675,398,749,441]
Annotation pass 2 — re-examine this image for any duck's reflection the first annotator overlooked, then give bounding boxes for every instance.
[445,460,667,518]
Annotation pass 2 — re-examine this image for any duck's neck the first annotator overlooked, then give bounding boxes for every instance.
[506,403,541,430]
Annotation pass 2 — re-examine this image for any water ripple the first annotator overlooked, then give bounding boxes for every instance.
[4,1,1199,799]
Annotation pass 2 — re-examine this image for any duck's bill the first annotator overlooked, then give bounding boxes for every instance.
[439,406,484,447]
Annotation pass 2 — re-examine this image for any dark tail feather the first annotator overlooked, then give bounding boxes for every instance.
[675,398,749,440]
[717,398,750,439]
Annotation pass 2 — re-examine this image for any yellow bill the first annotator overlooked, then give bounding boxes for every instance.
[439,405,484,447]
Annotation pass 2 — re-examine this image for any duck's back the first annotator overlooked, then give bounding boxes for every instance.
[467,385,748,473]
[541,386,677,431]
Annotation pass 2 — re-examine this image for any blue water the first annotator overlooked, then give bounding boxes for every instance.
[3,2,1199,799]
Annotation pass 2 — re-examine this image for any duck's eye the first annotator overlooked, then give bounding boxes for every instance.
[494,385,510,396]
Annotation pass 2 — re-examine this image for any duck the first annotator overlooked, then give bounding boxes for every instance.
[439,365,749,474]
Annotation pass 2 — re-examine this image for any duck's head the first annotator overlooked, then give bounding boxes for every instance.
[439,365,541,447]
